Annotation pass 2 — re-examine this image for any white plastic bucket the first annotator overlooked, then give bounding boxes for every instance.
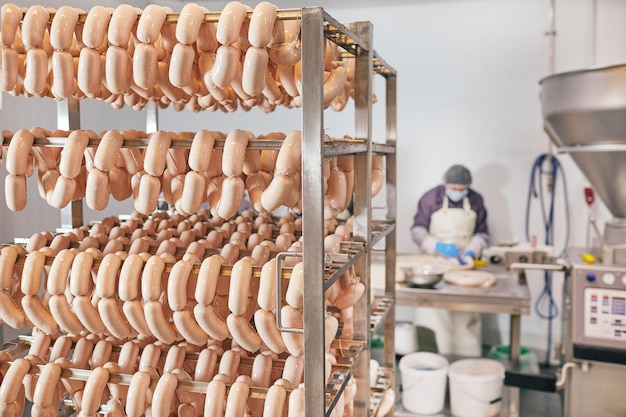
[448,359,505,417]
[395,322,417,355]
[399,352,449,415]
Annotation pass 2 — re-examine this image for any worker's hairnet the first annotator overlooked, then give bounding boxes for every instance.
[443,164,472,186]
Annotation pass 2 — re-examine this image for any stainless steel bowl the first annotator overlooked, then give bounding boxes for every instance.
[402,266,445,288]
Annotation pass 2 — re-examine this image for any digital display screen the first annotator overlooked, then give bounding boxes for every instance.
[612,297,626,316]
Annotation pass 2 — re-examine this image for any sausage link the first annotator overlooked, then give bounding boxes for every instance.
[98,298,131,340]
[122,300,153,337]
[72,295,106,335]
[48,294,84,334]
[144,301,178,344]
[22,295,59,335]
[253,309,286,354]
[228,257,253,315]
[95,253,122,298]
[227,313,262,353]
[193,303,230,340]
[81,367,110,415]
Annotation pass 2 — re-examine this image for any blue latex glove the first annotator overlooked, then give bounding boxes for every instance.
[434,242,461,258]
[460,250,475,265]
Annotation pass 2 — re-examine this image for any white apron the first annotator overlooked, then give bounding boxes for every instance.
[414,196,482,356]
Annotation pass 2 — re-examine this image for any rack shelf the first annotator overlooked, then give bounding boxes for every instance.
[371,221,397,248]
[370,296,395,336]
[370,367,395,416]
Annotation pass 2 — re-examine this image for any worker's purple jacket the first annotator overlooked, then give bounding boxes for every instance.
[412,185,489,235]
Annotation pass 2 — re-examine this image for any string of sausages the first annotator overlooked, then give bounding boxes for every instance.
[0,208,369,416]
[0,128,385,218]
[0,2,356,113]
[0,331,359,417]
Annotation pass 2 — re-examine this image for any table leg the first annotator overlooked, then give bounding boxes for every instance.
[508,314,521,416]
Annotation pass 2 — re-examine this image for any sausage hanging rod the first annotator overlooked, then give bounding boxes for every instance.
[0,134,366,151]
[10,241,363,278]
[0,339,364,396]
[39,7,371,56]
[43,8,303,25]
[13,335,363,371]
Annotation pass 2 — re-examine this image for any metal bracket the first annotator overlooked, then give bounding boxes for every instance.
[275,251,304,334]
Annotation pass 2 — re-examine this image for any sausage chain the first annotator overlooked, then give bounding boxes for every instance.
[0,2,355,112]
[0,208,361,345]
[1,128,364,223]
[0,211,365,416]
[0,335,364,417]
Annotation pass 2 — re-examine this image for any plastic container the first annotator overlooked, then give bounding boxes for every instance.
[488,345,539,374]
[399,352,449,415]
[395,322,417,355]
[448,359,505,417]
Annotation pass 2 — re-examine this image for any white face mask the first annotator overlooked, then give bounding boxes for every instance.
[446,189,468,202]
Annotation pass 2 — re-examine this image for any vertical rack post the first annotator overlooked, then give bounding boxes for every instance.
[300,7,327,417]
[57,98,83,229]
[348,20,373,417]
[145,101,159,134]
[383,67,398,397]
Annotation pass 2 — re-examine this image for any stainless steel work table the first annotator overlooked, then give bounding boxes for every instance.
[383,267,531,416]
[394,268,530,315]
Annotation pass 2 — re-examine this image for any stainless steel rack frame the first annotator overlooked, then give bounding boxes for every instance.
[3,6,397,417]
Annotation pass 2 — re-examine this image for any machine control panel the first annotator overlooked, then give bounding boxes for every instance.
[583,288,626,341]
[572,265,626,354]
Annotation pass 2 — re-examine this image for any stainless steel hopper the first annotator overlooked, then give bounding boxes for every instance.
[541,65,626,244]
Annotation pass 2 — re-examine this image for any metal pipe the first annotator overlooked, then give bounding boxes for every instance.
[591,0,597,65]
[300,7,327,417]
[547,0,557,75]
[57,98,83,229]
[545,0,557,156]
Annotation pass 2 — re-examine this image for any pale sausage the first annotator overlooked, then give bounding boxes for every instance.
[1,4,22,47]
[253,309,285,354]
[73,295,106,335]
[144,301,178,344]
[226,313,262,352]
[167,259,193,311]
[172,310,209,346]
[6,129,34,175]
[188,130,217,172]
[144,131,172,176]
[21,6,49,50]
[95,253,122,298]
[195,254,224,305]
[194,303,230,340]
[249,2,277,48]
[228,257,252,315]
[242,47,268,96]
[216,2,248,45]
[108,4,137,48]
[136,5,167,44]
[82,6,112,49]
[23,48,47,95]
[98,297,131,340]
[222,129,249,177]
[118,254,144,301]
[48,294,84,334]
[175,3,205,45]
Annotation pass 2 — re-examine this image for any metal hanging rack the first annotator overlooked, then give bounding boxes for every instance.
[1,6,398,417]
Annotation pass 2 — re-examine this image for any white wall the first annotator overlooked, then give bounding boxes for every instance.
[2,0,625,355]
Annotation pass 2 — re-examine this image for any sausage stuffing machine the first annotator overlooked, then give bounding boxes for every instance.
[541,65,626,417]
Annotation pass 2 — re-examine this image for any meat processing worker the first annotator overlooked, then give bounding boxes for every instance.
[410,164,489,356]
